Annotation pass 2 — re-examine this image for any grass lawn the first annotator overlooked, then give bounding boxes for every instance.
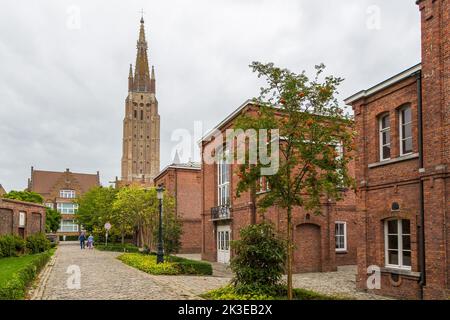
[0,255,41,287]
[117,253,213,276]
[0,250,55,300]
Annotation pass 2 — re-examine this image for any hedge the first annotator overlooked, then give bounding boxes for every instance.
[0,235,25,258]
[0,249,54,300]
[201,285,345,300]
[117,253,213,276]
[96,244,140,253]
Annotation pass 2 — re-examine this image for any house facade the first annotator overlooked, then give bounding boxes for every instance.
[0,198,46,238]
[154,161,202,253]
[345,0,449,300]
[200,100,358,272]
[0,184,6,196]
[27,167,100,238]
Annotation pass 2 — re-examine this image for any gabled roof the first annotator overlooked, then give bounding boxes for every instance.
[200,99,254,144]
[0,184,6,196]
[344,63,421,105]
[29,168,100,196]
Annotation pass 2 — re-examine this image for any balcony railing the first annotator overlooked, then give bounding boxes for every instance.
[211,205,232,221]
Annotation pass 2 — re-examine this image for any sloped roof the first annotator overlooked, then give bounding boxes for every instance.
[30,169,100,195]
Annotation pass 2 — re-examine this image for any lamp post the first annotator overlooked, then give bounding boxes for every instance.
[156,186,165,264]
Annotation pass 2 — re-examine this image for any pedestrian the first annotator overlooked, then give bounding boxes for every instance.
[87,234,94,250]
[79,232,86,250]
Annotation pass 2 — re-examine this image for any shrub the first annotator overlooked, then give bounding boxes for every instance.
[117,253,179,275]
[201,285,344,301]
[167,256,213,275]
[26,233,51,254]
[0,250,54,300]
[117,253,213,276]
[201,285,273,300]
[230,223,286,295]
[96,244,140,253]
[0,235,26,257]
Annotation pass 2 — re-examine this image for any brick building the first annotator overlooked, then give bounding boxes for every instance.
[27,167,100,238]
[200,100,358,271]
[0,198,46,238]
[344,0,448,300]
[120,17,160,187]
[154,161,202,253]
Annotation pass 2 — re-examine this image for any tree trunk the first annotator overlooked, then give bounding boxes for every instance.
[287,206,293,300]
[250,183,257,225]
[121,231,125,246]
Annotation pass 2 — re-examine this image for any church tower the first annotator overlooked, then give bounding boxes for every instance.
[121,17,160,185]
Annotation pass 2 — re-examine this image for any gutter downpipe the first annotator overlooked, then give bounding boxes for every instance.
[416,71,426,300]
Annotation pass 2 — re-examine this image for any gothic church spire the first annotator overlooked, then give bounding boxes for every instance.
[133,17,151,92]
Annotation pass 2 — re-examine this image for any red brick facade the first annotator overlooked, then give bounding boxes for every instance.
[28,167,100,237]
[0,198,46,238]
[200,101,358,271]
[346,0,449,300]
[154,163,202,253]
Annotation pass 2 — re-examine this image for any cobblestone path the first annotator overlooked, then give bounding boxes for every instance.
[31,242,211,300]
[31,243,390,300]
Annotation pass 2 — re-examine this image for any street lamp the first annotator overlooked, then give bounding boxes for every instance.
[156,186,165,264]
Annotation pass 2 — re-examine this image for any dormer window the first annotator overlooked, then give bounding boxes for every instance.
[399,106,413,156]
[379,114,391,161]
[60,190,76,199]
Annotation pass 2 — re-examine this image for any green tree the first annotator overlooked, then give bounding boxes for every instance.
[76,186,118,233]
[231,223,286,295]
[234,62,355,299]
[45,208,62,233]
[113,186,156,248]
[153,194,182,256]
[2,190,43,204]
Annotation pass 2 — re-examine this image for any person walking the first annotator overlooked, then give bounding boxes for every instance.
[87,234,94,250]
[79,232,86,250]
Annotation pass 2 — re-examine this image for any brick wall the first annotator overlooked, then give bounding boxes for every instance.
[200,105,358,272]
[155,167,202,253]
[0,198,46,238]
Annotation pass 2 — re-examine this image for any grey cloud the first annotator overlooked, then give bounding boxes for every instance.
[0,0,420,191]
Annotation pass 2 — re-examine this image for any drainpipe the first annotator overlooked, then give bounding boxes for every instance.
[416,71,426,300]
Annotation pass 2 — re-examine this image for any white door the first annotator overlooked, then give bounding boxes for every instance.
[217,225,231,264]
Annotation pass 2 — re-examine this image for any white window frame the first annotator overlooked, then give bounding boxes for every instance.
[384,219,412,271]
[379,114,391,161]
[58,219,79,232]
[217,149,230,207]
[60,190,76,199]
[45,203,54,209]
[399,106,413,156]
[57,202,79,214]
[19,212,26,227]
[335,221,347,252]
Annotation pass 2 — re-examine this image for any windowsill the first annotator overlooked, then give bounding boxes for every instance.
[381,267,421,279]
[368,153,419,169]
[335,250,348,254]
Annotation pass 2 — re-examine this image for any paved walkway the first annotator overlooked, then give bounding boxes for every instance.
[31,243,389,300]
[31,242,215,300]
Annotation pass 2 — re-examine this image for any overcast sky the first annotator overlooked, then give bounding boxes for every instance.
[0,0,421,191]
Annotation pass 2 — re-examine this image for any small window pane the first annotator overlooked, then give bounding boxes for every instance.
[388,235,399,249]
[403,138,413,154]
[382,131,390,145]
[388,220,398,234]
[402,220,411,234]
[381,115,390,129]
[402,124,412,140]
[403,251,412,267]
[383,146,391,159]
[402,108,412,124]
[388,251,399,265]
[403,235,411,251]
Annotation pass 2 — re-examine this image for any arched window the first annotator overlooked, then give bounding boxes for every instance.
[379,113,391,161]
[399,106,413,155]
[217,148,230,207]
